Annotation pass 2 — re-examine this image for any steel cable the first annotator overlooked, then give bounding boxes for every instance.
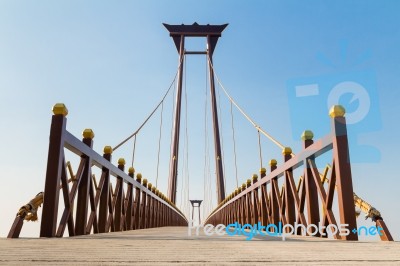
[113,57,184,151]
[207,56,291,154]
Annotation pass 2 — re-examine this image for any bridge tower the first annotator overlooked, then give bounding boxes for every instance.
[164,22,228,204]
[190,200,203,225]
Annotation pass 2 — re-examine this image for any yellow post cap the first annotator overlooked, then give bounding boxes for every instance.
[282,147,292,155]
[136,173,142,180]
[329,105,346,118]
[147,182,152,189]
[260,167,266,174]
[242,183,246,189]
[128,167,135,175]
[301,130,314,141]
[118,158,126,166]
[103,146,113,154]
[118,158,125,165]
[52,103,68,116]
[252,174,258,181]
[238,187,242,192]
[269,159,277,166]
[82,129,95,139]
[142,178,148,185]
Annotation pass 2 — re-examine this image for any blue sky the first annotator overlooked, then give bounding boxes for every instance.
[1,0,399,240]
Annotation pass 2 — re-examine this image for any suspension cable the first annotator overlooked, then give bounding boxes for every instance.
[155,102,164,188]
[230,100,239,188]
[257,130,263,169]
[131,135,137,167]
[113,57,183,151]
[179,136,185,210]
[169,77,177,178]
[216,77,227,189]
[207,56,289,153]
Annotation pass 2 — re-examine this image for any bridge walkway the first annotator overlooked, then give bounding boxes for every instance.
[1,227,399,265]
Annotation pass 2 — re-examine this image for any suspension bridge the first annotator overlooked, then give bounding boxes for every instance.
[4,23,398,265]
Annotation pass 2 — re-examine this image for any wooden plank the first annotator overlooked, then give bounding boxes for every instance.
[1,227,399,265]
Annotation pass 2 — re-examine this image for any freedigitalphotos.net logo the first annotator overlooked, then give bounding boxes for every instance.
[188,220,384,241]
[286,41,381,163]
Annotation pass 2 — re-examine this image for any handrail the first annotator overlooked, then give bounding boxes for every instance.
[209,134,333,218]
[64,130,185,219]
[8,103,187,239]
[204,105,393,241]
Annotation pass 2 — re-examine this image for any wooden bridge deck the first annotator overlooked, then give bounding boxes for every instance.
[1,227,399,265]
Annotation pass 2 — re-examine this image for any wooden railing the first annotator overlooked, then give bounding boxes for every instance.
[205,105,392,241]
[8,103,187,238]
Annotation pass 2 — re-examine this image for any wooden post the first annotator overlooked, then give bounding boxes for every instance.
[283,147,296,228]
[7,216,25,238]
[75,129,94,235]
[252,175,260,225]
[150,187,156,228]
[155,189,160,227]
[234,190,239,224]
[133,173,142,229]
[330,105,358,240]
[376,219,394,241]
[302,130,320,236]
[240,185,246,225]
[140,179,148,229]
[126,167,135,230]
[146,183,153,228]
[98,146,112,233]
[161,201,165,227]
[40,103,68,237]
[269,159,280,230]
[259,168,269,227]
[114,158,125,231]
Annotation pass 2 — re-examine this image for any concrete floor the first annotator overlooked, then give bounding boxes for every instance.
[1,226,399,265]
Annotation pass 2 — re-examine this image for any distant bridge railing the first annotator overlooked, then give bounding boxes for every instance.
[205,105,393,241]
[8,103,187,238]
